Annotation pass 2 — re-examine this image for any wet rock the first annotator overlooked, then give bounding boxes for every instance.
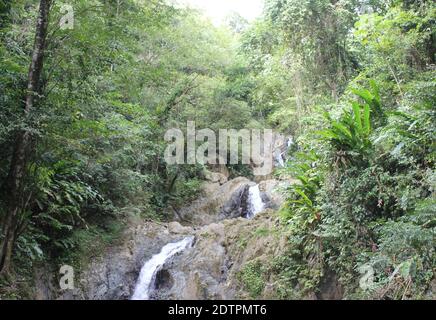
[219,185,251,219]
[154,269,174,291]
[157,222,229,300]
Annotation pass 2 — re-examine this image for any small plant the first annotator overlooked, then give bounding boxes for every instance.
[319,82,382,166]
[239,260,267,299]
[283,151,322,226]
[253,227,270,237]
[237,236,249,249]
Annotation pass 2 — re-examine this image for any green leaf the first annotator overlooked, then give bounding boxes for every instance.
[363,103,371,135]
[369,79,380,105]
[294,189,313,207]
[351,87,373,106]
[332,121,352,139]
[352,102,363,134]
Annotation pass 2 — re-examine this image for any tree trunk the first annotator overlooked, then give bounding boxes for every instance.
[0,0,51,274]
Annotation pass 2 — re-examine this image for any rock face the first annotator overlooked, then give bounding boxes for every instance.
[316,270,344,300]
[147,176,292,300]
[54,176,288,300]
[152,210,289,300]
[219,184,251,220]
[168,222,194,235]
[177,177,254,225]
[177,177,287,224]
[57,216,192,300]
[258,179,289,210]
[209,163,230,179]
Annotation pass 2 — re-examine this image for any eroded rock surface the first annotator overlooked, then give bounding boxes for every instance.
[176,177,253,225]
[56,176,288,300]
[154,210,289,300]
[58,216,187,300]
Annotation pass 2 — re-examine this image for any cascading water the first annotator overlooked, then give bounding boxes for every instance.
[274,136,293,168]
[246,185,265,219]
[131,236,194,300]
[274,150,285,167]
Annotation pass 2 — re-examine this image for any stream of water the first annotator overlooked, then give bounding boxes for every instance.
[131,236,194,300]
[246,185,265,219]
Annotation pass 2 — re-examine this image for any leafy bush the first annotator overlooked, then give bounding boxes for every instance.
[282,151,322,226]
[239,260,267,298]
[278,76,435,299]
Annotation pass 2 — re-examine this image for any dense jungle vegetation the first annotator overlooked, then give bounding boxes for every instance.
[0,0,435,299]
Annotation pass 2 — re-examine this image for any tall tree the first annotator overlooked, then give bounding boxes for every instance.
[0,0,52,274]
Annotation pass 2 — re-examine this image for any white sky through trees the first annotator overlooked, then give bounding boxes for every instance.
[177,0,264,24]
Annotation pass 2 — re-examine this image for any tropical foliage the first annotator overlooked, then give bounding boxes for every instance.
[0,0,434,300]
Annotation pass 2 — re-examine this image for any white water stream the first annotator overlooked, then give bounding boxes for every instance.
[246,185,265,219]
[274,150,286,167]
[274,136,293,168]
[131,236,194,300]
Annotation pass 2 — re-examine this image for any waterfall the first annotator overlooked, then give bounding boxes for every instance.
[131,236,194,300]
[274,150,285,167]
[274,136,293,168]
[246,185,265,219]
